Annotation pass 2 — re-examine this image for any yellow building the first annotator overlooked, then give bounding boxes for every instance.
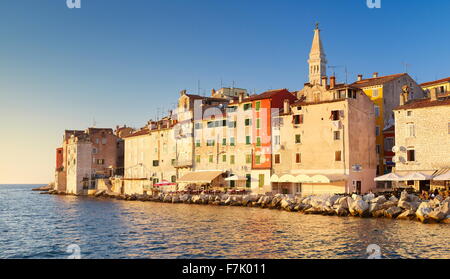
[351,73,425,175]
[420,77,450,97]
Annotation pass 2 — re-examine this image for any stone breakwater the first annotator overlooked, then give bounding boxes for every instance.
[45,190,450,224]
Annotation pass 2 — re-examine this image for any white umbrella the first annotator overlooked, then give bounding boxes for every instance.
[401,172,432,181]
[434,171,450,181]
[374,172,403,181]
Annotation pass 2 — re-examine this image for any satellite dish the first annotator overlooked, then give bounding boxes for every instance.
[399,156,406,163]
[392,146,399,153]
[400,146,407,152]
[392,156,398,163]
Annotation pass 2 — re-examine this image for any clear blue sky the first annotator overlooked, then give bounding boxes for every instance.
[1,0,449,183]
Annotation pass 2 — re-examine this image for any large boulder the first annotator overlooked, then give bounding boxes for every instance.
[191,195,201,204]
[398,200,420,211]
[171,195,180,203]
[94,190,105,197]
[363,193,376,202]
[335,196,352,209]
[352,194,362,201]
[428,201,450,223]
[397,210,417,220]
[389,196,399,203]
[349,200,369,217]
[379,201,398,210]
[372,210,386,218]
[370,195,387,205]
[384,206,403,219]
[335,206,349,217]
[442,215,450,224]
[416,202,433,223]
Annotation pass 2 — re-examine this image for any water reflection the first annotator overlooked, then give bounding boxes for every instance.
[0,185,449,259]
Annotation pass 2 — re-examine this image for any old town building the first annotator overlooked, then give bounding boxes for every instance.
[351,73,425,175]
[377,89,450,191]
[420,77,450,97]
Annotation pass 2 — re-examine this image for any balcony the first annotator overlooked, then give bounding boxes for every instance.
[172,160,193,168]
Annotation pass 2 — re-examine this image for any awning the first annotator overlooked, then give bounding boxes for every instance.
[433,171,450,181]
[154,180,177,187]
[374,172,404,182]
[271,174,347,183]
[177,171,224,184]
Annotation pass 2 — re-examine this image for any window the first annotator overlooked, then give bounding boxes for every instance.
[95,138,100,144]
[206,140,215,146]
[372,89,379,98]
[274,154,281,164]
[243,103,252,111]
[335,151,342,161]
[274,135,280,145]
[374,105,380,118]
[92,148,98,154]
[102,138,107,145]
[230,155,235,164]
[246,154,252,164]
[228,121,237,128]
[96,159,105,165]
[406,123,415,137]
[330,110,340,121]
[195,123,202,129]
[255,155,261,164]
[222,154,227,162]
[209,155,214,163]
[256,137,261,146]
[214,121,220,127]
[195,155,201,163]
[333,131,340,140]
[171,176,176,183]
[375,126,380,137]
[245,119,252,126]
[246,174,251,188]
[407,149,415,162]
[407,111,412,117]
[295,153,301,163]
[293,114,304,125]
[246,136,251,145]
[222,120,227,127]
[222,138,226,146]
[376,145,381,154]
[256,118,261,129]
[229,137,235,146]
[152,160,159,166]
[258,174,264,188]
[195,140,201,147]
[384,137,394,152]
[227,106,237,113]
[207,121,214,128]
[295,134,301,144]
[255,101,261,111]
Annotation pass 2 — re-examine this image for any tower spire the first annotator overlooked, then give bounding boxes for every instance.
[308,23,327,85]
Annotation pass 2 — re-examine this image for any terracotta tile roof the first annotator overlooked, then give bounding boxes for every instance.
[231,89,292,104]
[394,97,450,110]
[123,128,150,138]
[351,73,407,88]
[420,77,450,87]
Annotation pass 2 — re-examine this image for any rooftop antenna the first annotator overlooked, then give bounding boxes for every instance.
[197,80,201,95]
[220,78,223,88]
[402,62,411,74]
[93,117,97,128]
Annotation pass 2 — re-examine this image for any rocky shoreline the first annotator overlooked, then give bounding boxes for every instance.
[43,189,450,224]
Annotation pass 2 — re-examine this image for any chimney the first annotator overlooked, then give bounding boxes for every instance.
[430,88,438,101]
[357,74,363,81]
[400,93,407,106]
[239,92,245,103]
[322,76,328,87]
[373,72,379,78]
[180,89,186,96]
[330,76,336,89]
[211,88,216,96]
[283,99,290,114]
